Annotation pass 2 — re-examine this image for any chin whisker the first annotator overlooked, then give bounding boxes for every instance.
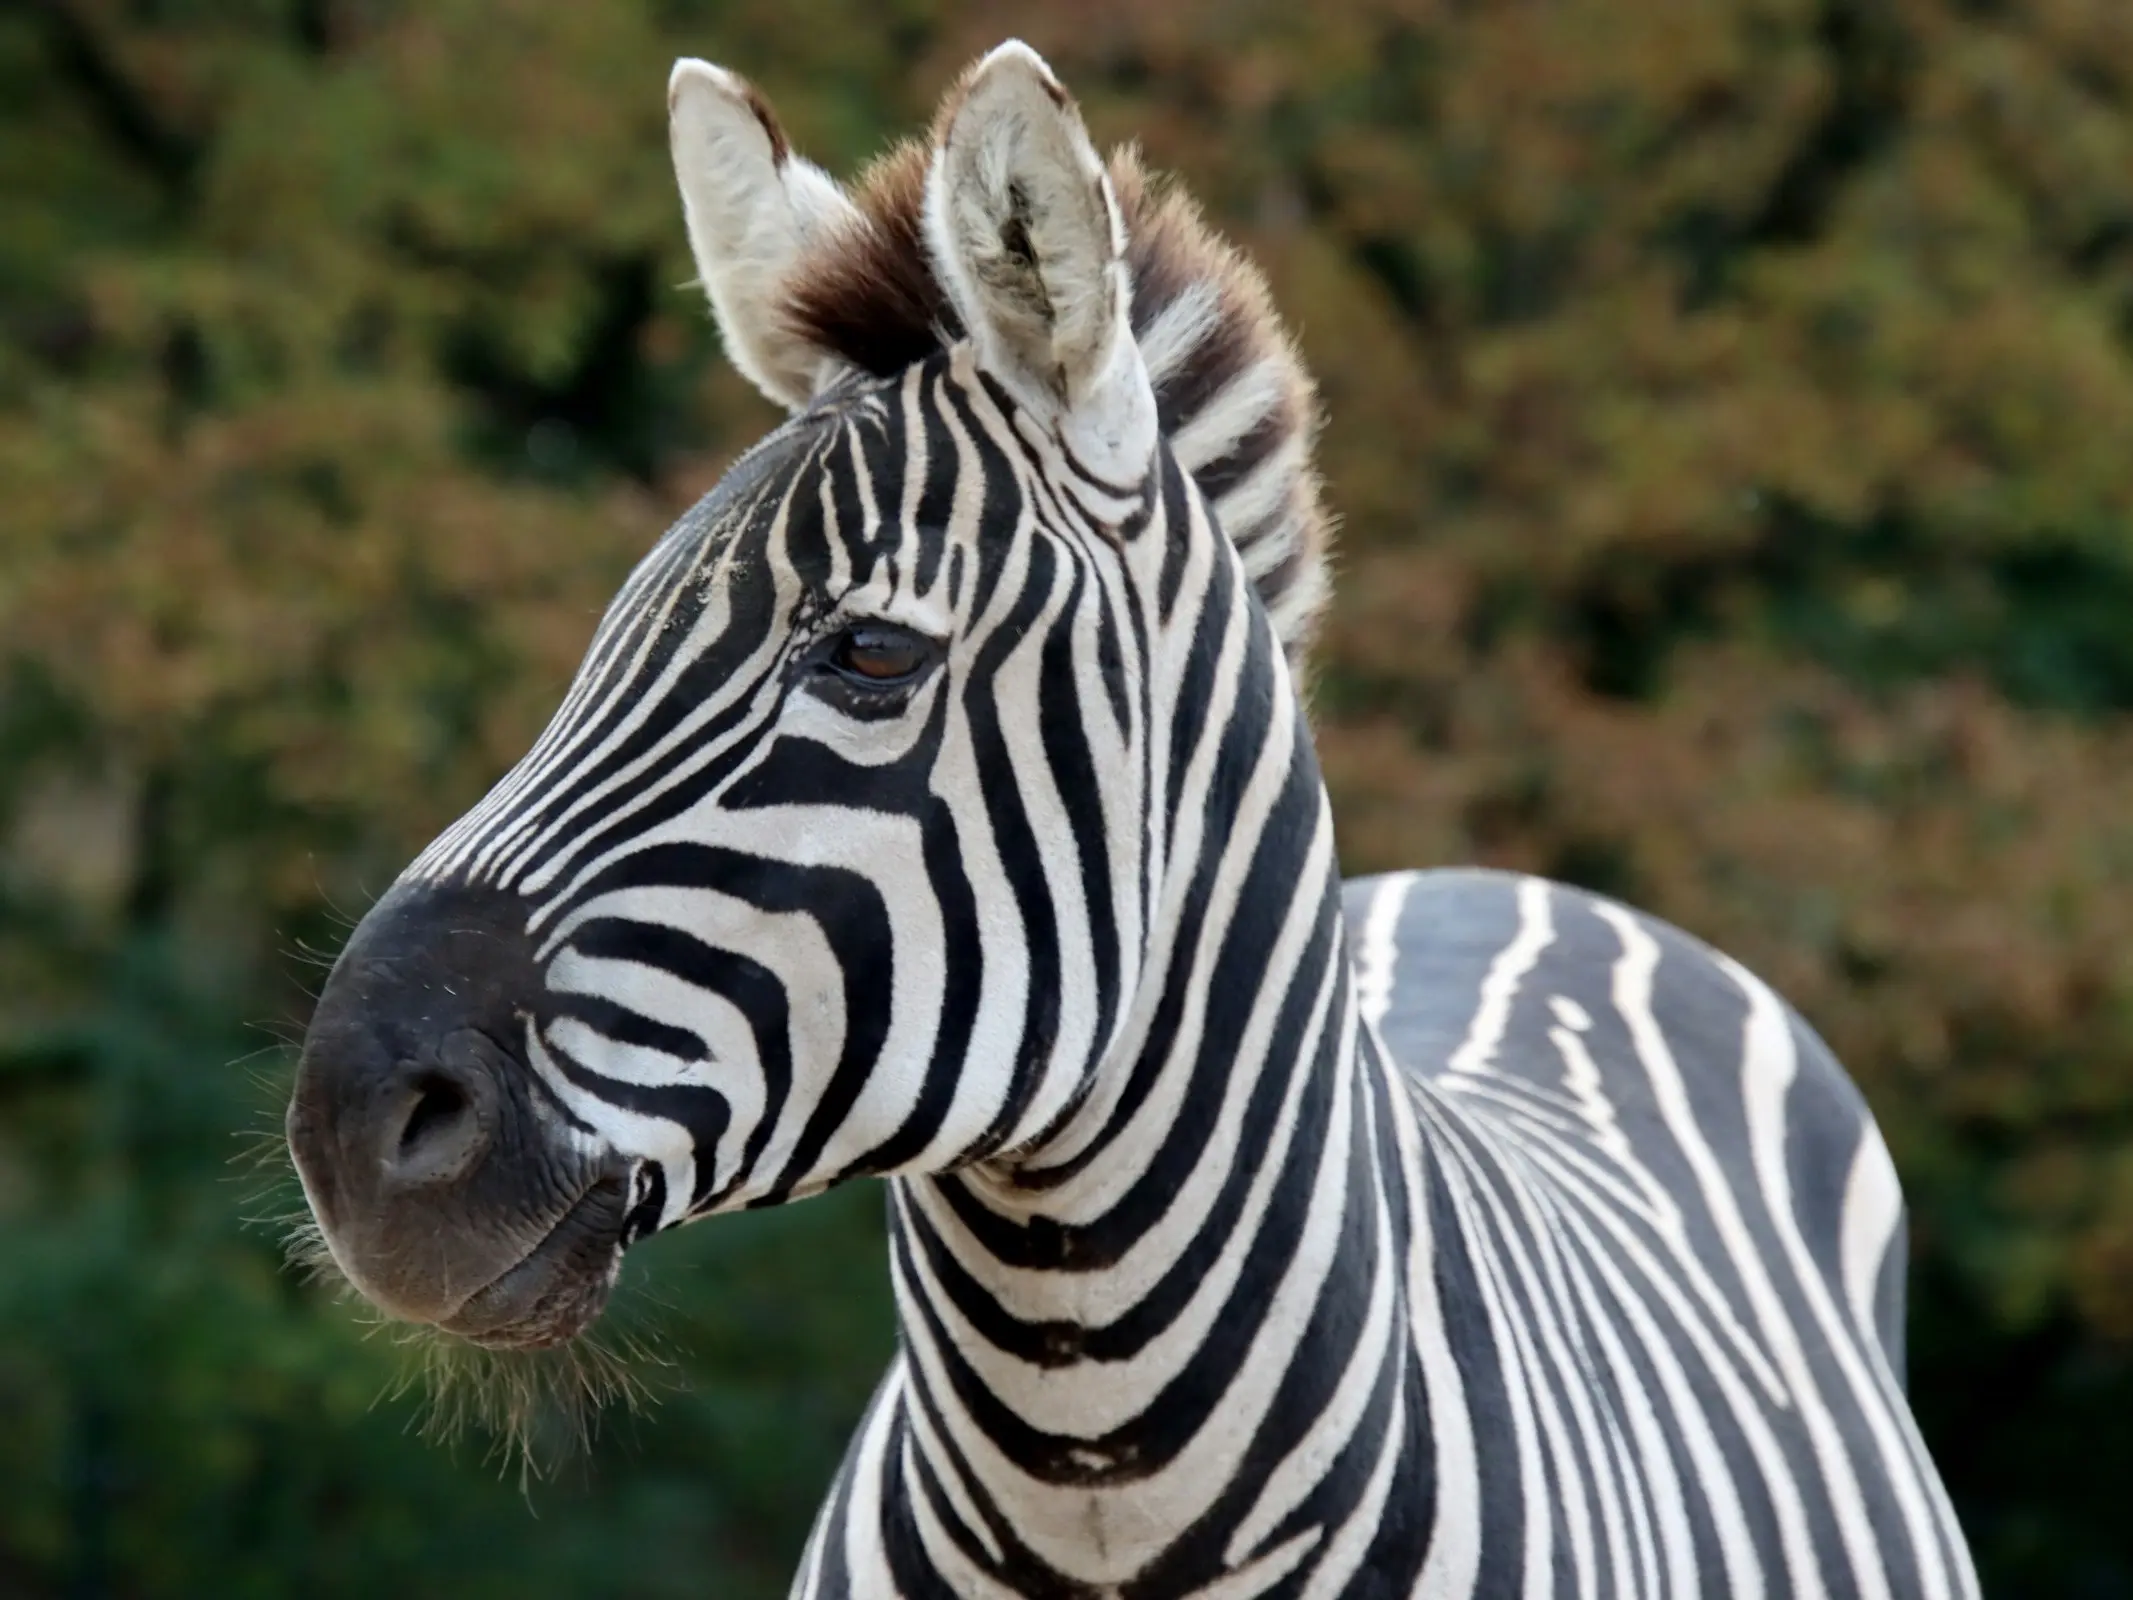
[380,1303,678,1488]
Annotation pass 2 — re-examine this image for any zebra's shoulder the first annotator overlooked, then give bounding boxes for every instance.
[1341,866,1857,1112]
[1341,866,1911,1375]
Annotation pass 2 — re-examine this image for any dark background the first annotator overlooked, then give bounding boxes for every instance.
[4,1,2131,1594]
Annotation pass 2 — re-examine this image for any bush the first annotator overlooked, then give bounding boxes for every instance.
[4,2,2130,1592]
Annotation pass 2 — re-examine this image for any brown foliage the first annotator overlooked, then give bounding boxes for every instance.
[6,0,2133,1585]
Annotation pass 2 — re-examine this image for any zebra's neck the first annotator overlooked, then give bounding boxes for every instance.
[876,502,1429,1590]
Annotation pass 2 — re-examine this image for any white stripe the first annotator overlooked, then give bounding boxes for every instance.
[1229,1052,1399,1565]
[1355,872,1414,1029]
[1732,971,1894,1600]
[1220,434,1309,573]
[1840,1124,1904,1352]
[1730,957,1958,1600]
[1447,877,1554,1076]
[1139,281,1223,386]
[1597,903,1828,1597]
[1171,359,1286,473]
[1423,1129,1556,1596]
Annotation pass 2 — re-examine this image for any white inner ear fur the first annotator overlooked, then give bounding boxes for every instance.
[923,41,1157,485]
[669,58,858,411]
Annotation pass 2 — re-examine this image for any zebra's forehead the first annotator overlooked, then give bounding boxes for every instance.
[622,360,998,616]
[642,401,863,587]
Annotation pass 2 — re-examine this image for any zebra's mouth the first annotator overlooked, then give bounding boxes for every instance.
[435,1169,630,1350]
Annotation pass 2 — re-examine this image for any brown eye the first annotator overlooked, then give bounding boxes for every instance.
[828,624,932,686]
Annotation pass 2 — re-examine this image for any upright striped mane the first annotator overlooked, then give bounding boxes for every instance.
[779,141,1332,671]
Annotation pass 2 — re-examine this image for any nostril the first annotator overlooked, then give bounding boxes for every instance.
[400,1073,467,1156]
[383,1067,489,1186]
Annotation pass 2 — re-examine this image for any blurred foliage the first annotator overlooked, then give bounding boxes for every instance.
[2,0,2131,1594]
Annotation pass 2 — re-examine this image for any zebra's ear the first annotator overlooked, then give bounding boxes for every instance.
[924,42,1156,480]
[669,59,860,411]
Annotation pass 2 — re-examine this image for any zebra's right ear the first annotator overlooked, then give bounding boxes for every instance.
[923,42,1156,482]
[668,59,859,411]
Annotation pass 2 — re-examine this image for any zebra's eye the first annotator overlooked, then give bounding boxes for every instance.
[825,623,934,688]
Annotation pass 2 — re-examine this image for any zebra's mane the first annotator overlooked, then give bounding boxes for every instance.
[781,139,1332,671]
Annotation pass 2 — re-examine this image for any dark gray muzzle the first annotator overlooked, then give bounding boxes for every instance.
[286,882,627,1348]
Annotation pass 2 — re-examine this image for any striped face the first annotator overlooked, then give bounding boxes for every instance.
[414,353,1163,1223]
[285,46,1208,1348]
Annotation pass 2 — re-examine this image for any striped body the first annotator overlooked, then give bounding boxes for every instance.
[788,810,1974,1596]
[284,41,1979,1600]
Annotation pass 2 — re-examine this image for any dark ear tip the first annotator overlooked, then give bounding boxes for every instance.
[736,78,792,167]
[667,59,790,167]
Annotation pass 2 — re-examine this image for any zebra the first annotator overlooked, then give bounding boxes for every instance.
[285,40,1980,1598]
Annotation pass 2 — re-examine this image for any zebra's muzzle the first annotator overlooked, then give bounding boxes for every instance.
[287,878,624,1348]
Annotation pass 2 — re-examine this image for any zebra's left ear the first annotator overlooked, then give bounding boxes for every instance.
[670,59,861,410]
[924,42,1156,482]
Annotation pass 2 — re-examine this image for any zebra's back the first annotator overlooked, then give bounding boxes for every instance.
[1343,867,1976,1598]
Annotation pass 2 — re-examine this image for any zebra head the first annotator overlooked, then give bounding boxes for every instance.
[286,41,1327,1350]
